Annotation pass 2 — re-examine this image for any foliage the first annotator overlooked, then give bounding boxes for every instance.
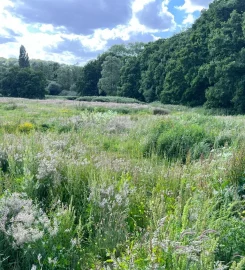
[76,53,109,97]
[0,57,81,96]
[118,56,144,100]
[58,90,78,97]
[76,60,100,96]
[76,95,143,104]
[19,45,30,68]
[1,67,46,99]
[18,122,35,133]
[46,81,62,95]
[141,118,216,161]
[98,55,122,96]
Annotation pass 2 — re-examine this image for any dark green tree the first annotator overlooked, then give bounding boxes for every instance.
[138,40,164,102]
[1,67,46,99]
[76,53,110,96]
[76,60,100,96]
[19,45,30,68]
[118,56,143,100]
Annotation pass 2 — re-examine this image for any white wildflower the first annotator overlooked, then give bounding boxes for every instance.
[0,192,54,248]
[48,257,58,265]
[71,238,77,247]
[38,253,42,262]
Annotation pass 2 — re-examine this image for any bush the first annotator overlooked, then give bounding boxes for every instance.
[3,102,17,110]
[69,83,78,92]
[152,108,170,115]
[142,120,214,161]
[46,81,62,95]
[76,96,143,104]
[59,90,78,96]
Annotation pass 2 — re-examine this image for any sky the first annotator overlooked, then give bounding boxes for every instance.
[0,0,214,65]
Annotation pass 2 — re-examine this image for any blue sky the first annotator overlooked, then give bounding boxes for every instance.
[0,0,214,65]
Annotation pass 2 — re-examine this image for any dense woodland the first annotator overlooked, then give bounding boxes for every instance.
[1,0,245,112]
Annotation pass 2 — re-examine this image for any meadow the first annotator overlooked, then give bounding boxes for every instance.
[0,97,245,269]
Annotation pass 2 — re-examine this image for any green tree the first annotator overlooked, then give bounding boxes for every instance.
[118,56,143,100]
[76,60,100,96]
[31,60,60,81]
[76,52,110,96]
[98,55,121,96]
[56,65,72,90]
[1,67,46,99]
[19,45,30,68]
[137,40,166,102]
[108,42,145,57]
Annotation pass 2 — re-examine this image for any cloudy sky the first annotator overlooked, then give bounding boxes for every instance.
[0,0,214,65]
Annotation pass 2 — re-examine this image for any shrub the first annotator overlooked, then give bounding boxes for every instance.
[142,120,214,161]
[3,102,17,110]
[46,81,62,95]
[152,108,170,115]
[59,90,78,96]
[76,96,143,104]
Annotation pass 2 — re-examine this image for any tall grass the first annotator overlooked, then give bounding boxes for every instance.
[0,98,245,269]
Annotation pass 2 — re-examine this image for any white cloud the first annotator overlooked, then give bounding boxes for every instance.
[0,0,163,64]
[38,24,55,33]
[0,0,13,12]
[176,0,213,13]
[0,0,198,64]
[132,0,154,13]
[182,14,196,25]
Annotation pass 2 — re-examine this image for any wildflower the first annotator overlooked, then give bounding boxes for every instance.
[18,122,34,133]
[38,254,42,262]
[48,257,58,265]
[115,194,122,205]
[71,238,77,247]
[0,192,55,248]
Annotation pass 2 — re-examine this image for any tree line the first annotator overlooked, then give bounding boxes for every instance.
[1,0,245,112]
[0,46,82,99]
[77,0,245,113]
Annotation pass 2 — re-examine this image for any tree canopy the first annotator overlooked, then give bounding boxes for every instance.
[1,67,46,99]
[98,55,122,96]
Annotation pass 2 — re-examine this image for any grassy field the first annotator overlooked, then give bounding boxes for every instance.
[0,97,245,269]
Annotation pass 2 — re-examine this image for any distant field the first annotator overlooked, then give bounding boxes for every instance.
[0,97,245,269]
[0,97,171,115]
[45,95,144,104]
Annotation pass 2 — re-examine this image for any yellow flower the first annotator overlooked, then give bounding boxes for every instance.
[18,122,34,133]
[60,109,70,113]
